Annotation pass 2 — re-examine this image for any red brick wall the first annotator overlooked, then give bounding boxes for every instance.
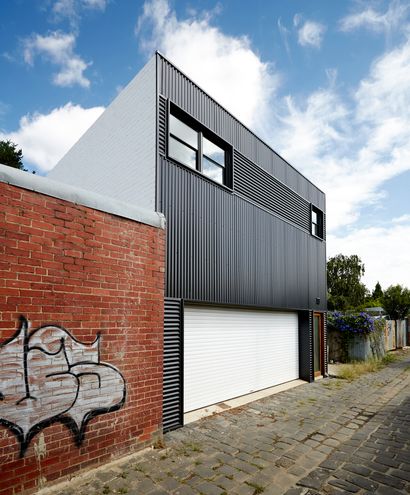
[0,182,165,494]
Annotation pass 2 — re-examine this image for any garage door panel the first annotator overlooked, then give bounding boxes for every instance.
[184,306,299,412]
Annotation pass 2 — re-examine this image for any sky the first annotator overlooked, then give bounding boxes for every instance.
[1,0,410,292]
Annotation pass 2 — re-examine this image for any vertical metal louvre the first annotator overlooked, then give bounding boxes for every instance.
[158,95,167,156]
[163,298,183,431]
[298,310,314,382]
[323,312,328,376]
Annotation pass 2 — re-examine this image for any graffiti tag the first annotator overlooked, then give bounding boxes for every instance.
[0,316,126,457]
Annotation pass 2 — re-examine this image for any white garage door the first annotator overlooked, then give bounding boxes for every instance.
[184,305,299,413]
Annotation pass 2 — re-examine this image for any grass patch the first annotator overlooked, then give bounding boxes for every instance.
[337,352,402,382]
[381,352,400,364]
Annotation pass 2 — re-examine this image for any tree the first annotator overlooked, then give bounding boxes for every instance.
[327,254,367,311]
[381,285,410,320]
[0,140,24,170]
[372,281,383,300]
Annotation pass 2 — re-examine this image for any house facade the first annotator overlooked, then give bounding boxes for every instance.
[50,52,327,432]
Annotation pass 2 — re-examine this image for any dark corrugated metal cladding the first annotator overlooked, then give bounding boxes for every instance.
[157,54,325,209]
[324,312,328,376]
[298,310,314,382]
[163,298,183,431]
[160,158,326,311]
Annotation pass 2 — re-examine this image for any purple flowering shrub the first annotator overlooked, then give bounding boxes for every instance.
[328,311,375,336]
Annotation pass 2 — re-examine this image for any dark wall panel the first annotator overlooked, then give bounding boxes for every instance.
[163,298,183,431]
[299,310,314,382]
[160,158,327,311]
[158,95,167,155]
[324,312,328,377]
[157,54,325,210]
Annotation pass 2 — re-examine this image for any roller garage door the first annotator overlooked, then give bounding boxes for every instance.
[184,305,299,413]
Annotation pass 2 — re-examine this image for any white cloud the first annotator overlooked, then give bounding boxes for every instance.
[393,213,410,223]
[274,38,410,233]
[297,20,326,48]
[328,222,410,289]
[23,31,90,88]
[82,0,107,10]
[277,18,291,57]
[339,1,410,35]
[0,103,104,172]
[52,0,107,25]
[136,0,279,133]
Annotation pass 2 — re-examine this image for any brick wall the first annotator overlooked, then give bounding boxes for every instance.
[0,182,165,494]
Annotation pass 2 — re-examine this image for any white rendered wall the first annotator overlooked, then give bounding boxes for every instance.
[49,57,156,211]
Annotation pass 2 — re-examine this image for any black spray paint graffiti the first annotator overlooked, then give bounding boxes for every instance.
[0,316,126,457]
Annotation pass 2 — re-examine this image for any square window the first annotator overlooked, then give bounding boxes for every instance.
[168,106,231,187]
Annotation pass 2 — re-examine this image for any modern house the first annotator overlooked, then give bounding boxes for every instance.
[50,52,327,432]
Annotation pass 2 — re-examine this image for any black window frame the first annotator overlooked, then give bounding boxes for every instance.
[311,205,324,239]
[167,103,233,188]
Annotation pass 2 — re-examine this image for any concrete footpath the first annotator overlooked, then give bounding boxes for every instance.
[43,352,410,495]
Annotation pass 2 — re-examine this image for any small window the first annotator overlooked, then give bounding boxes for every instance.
[311,206,324,239]
[168,106,230,187]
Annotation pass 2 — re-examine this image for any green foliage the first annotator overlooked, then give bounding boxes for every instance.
[362,298,382,309]
[327,254,367,310]
[381,285,410,320]
[0,140,24,170]
[372,281,383,300]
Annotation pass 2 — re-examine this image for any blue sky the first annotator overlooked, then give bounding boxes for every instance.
[1,0,410,290]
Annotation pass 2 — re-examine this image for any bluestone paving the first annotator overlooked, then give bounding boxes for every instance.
[41,351,410,495]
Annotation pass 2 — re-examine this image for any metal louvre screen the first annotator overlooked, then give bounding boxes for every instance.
[184,305,299,413]
[163,298,183,431]
[158,95,167,156]
[234,150,311,232]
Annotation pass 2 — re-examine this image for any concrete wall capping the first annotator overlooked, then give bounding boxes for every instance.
[0,164,165,229]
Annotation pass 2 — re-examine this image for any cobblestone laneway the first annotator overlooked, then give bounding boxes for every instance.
[45,352,410,495]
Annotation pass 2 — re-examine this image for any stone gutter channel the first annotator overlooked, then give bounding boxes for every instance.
[41,352,410,495]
